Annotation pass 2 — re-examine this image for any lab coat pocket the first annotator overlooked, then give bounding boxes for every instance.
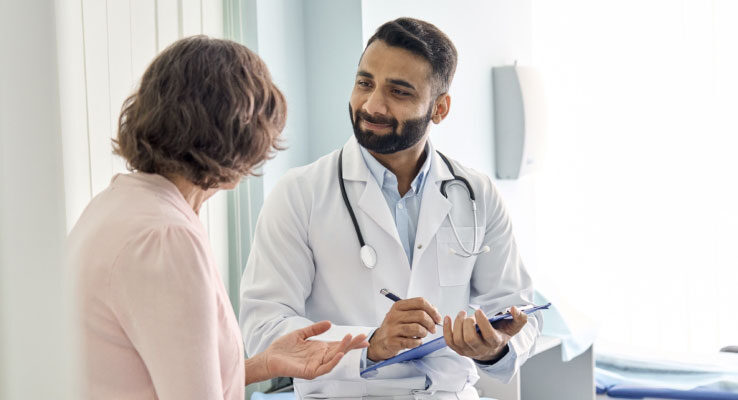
[435,227,481,286]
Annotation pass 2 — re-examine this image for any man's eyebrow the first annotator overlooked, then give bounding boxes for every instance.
[388,79,416,91]
[356,71,416,91]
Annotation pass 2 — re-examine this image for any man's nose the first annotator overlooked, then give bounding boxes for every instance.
[362,90,388,116]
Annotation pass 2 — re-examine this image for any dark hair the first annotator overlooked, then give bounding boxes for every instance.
[366,18,458,95]
[113,35,286,189]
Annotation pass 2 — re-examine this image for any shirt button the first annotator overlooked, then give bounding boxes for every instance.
[397,203,404,209]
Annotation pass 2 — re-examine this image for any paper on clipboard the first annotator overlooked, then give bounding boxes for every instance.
[360,303,551,377]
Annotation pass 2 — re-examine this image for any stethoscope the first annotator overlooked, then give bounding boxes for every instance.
[338,149,490,269]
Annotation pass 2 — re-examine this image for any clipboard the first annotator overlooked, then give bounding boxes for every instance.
[360,303,551,376]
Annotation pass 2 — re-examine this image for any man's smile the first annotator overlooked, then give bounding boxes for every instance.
[361,119,393,131]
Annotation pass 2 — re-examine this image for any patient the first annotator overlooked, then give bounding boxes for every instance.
[67,36,367,399]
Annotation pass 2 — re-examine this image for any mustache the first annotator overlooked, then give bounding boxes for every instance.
[354,110,399,128]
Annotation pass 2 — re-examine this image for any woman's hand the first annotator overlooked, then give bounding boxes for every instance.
[245,321,368,385]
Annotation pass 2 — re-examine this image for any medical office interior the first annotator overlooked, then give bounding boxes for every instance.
[1,0,737,399]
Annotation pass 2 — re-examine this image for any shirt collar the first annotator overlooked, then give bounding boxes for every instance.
[358,141,432,196]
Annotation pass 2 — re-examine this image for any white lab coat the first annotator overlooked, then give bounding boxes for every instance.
[240,137,541,399]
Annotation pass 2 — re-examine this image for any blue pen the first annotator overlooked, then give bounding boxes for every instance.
[379,288,443,327]
[379,288,402,302]
[380,289,550,331]
[380,288,479,316]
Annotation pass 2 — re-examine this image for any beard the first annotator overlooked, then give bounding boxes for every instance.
[349,103,434,154]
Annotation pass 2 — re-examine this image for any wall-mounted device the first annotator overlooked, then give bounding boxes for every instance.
[492,65,546,179]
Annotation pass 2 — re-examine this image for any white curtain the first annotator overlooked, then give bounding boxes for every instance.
[57,0,230,286]
[531,0,738,354]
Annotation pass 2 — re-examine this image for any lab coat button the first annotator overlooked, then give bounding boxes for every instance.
[417,244,422,249]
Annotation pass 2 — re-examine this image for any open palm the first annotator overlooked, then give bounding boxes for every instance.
[264,321,368,380]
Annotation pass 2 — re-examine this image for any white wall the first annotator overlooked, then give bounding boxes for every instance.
[530,0,738,354]
[57,0,230,286]
[304,0,365,161]
[0,1,79,398]
[253,0,312,195]
[253,0,364,195]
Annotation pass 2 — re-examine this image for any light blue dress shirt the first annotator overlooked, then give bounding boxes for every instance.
[358,145,431,266]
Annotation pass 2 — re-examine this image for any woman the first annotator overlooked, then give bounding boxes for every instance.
[67,36,367,399]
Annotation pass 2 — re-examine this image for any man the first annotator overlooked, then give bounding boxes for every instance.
[240,18,541,399]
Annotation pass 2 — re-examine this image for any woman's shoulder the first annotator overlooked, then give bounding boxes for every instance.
[68,178,207,280]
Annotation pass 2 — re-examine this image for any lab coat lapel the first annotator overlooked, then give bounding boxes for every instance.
[412,146,453,268]
[358,181,403,245]
[341,138,403,246]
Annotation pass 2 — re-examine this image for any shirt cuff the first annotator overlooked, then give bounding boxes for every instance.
[474,344,510,366]
[360,328,378,370]
[475,343,517,374]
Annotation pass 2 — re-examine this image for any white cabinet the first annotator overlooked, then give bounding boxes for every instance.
[476,336,595,400]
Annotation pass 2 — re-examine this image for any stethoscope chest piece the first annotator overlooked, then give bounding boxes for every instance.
[360,245,377,269]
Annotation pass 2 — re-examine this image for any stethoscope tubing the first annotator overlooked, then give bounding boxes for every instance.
[339,148,488,268]
[338,150,366,247]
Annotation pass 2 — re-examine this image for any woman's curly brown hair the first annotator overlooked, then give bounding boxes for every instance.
[113,35,286,189]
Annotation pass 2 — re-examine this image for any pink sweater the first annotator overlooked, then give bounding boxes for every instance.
[68,173,244,399]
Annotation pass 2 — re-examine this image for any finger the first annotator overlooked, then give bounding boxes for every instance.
[387,336,423,352]
[444,315,465,355]
[462,317,485,354]
[396,297,442,324]
[443,315,455,347]
[325,334,353,361]
[311,351,344,379]
[498,307,528,336]
[295,320,332,340]
[476,308,502,347]
[398,337,423,350]
[350,333,369,349]
[453,311,471,354]
[398,310,437,334]
[343,334,369,352]
[398,323,430,339]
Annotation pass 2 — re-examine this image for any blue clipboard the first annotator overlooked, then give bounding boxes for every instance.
[360,303,551,376]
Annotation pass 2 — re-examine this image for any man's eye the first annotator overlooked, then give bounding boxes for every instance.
[357,81,371,87]
[392,89,410,96]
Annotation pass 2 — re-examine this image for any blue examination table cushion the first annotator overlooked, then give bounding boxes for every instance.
[605,385,738,399]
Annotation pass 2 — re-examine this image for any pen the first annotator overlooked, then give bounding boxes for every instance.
[379,288,443,327]
[379,288,402,302]
[379,289,550,332]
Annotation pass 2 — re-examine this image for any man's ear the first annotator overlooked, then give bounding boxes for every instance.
[432,93,451,124]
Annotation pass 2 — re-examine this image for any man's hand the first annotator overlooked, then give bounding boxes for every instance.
[246,321,369,385]
[367,297,442,361]
[443,307,527,363]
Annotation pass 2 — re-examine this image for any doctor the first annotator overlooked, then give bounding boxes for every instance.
[240,18,541,399]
